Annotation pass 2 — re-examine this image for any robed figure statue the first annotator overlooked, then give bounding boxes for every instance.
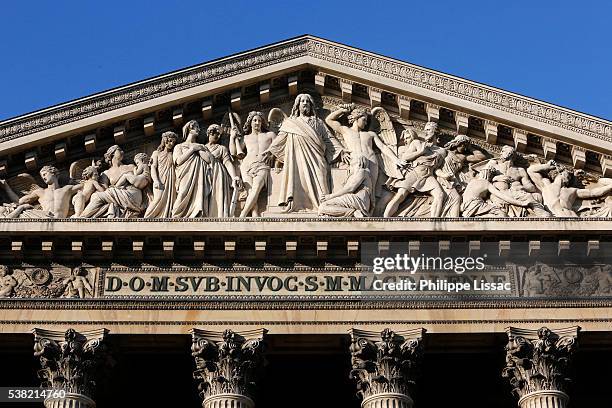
[263,94,346,212]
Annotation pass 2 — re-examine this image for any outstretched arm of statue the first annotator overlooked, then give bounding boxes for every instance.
[266,131,287,162]
[518,168,537,193]
[229,127,244,159]
[174,144,208,166]
[70,183,85,193]
[92,180,105,193]
[6,203,33,218]
[173,146,192,166]
[18,189,42,206]
[198,148,213,164]
[466,149,486,163]
[577,183,612,199]
[373,134,405,168]
[325,107,350,134]
[223,157,242,190]
[527,161,555,190]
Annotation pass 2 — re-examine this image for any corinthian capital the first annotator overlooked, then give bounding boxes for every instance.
[502,326,579,400]
[32,328,111,406]
[349,328,425,401]
[191,328,267,404]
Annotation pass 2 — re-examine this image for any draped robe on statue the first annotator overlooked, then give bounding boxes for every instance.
[267,116,343,212]
[144,149,176,218]
[207,143,233,218]
[171,144,212,218]
[80,168,147,219]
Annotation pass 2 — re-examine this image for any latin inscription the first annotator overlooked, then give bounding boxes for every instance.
[102,269,515,298]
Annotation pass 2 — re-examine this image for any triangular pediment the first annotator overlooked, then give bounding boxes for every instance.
[1,35,612,223]
[1,35,610,166]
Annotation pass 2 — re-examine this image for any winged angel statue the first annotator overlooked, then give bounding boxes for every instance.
[0,165,86,218]
[326,104,487,218]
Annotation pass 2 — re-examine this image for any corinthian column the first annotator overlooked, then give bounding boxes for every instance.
[503,326,580,408]
[32,328,111,408]
[191,328,267,408]
[349,328,425,408]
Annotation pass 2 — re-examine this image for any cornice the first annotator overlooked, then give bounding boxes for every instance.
[0,217,611,235]
[0,37,310,143]
[305,37,612,143]
[0,35,610,149]
[1,298,611,310]
[2,318,611,326]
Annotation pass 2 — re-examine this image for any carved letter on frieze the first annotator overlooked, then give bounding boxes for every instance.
[191,328,267,408]
[349,328,425,408]
[502,326,580,408]
[32,328,112,408]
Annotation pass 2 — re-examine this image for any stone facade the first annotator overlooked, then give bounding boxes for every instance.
[0,36,610,407]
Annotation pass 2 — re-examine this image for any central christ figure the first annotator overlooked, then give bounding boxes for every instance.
[264,94,346,212]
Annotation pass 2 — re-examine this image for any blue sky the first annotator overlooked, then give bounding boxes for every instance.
[1,1,610,121]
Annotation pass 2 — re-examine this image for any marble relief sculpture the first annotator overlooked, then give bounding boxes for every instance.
[436,135,485,217]
[486,146,550,217]
[171,120,213,218]
[461,167,531,217]
[263,93,347,212]
[3,166,81,218]
[318,155,373,217]
[0,179,36,218]
[205,124,242,217]
[583,191,612,217]
[527,161,612,217]
[382,122,447,217]
[144,131,178,218]
[325,104,404,212]
[80,145,150,218]
[231,111,276,217]
[115,152,151,191]
[3,93,612,220]
[0,265,17,297]
[62,266,93,299]
[71,165,105,217]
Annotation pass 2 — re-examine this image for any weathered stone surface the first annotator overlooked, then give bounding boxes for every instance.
[191,328,267,407]
[349,328,424,403]
[33,328,112,408]
[502,326,579,404]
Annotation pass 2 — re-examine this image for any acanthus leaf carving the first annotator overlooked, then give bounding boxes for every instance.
[349,328,425,401]
[33,328,112,399]
[502,326,579,399]
[191,328,267,402]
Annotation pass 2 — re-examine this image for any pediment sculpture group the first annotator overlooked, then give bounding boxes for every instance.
[2,93,612,219]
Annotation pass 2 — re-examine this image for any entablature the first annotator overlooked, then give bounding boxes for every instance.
[0,218,609,262]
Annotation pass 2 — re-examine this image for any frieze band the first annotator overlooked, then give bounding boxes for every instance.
[1,262,610,300]
[2,94,612,220]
